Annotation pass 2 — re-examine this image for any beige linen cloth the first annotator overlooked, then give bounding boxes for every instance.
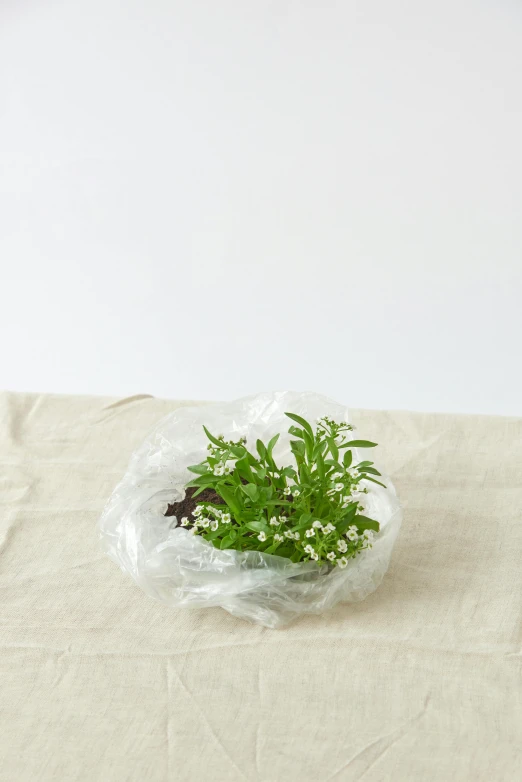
[1,391,521,782]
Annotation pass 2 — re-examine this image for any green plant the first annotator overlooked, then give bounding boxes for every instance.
[183,413,385,568]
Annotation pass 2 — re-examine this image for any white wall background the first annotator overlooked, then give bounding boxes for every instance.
[1,0,521,415]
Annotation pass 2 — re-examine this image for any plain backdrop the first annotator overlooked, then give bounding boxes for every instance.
[1,0,521,415]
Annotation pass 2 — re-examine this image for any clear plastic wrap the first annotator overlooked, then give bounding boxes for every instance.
[98,391,402,628]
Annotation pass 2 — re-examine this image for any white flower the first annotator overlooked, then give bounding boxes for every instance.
[221,513,231,523]
[346,529,358,541]
[201,519,210,528]
[283,487,291,495]
[274,534,284,542]
[347,468,359,480]
[334,482,344,492]
[279,515,288,523]
[311,552,319,561]
[323,523,335,533]
[224,465,231,475]
[312,520,322,529]
[332,472,343,480]
[338,556,348,569]
[304,544,315,555]
[293,489,300,497]
[363,529,374,542]
[337,539,348,553]
[213,464,225,476]
[293,531,300,540]
[327,551,336,561]
[305,528,315,538]
[257,531,267,542]
[269,516,279,526]
[284,530,293,539]
[193,506,203,517]
[210,520,219,531]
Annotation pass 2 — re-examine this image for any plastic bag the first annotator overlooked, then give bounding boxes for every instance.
[98,391,402,628]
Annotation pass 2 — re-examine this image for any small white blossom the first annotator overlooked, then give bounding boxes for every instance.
[180,517,189,527]
[311,552,319,561]
[213,464,225,476]
[193,506,203,517]
[293,489,300,497]
[304,544,315,555]
[332,472,343,480]
[327,551,336,561]
[323,523,335,533]
[257,531,267,542]
[338,556,348,569]
[347,468,359,480]
[363,529,374,542]
[312,520,322,529]
[283,487,291,496]
[221,513,231,524]
[210,520,219,531]
[201,519,210,528]
[305,528,315,538]
[274,534,284,542]
[293,531,300,540]
[334,482,344,492]
[346,529,358,541]
[279,515,288,523]
[269,516,279,526]
[337,539,348,553]
[284,530,294,539]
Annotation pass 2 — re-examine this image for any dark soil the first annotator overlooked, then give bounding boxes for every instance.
[165,486,226,528]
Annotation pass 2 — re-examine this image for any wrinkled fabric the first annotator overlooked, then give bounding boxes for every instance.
[1,390,521,781]
[98,391,402,627]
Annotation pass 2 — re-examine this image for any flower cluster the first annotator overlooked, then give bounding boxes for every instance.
[182,412,384,568]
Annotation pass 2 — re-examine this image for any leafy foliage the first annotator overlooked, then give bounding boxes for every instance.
[181,413,385,568]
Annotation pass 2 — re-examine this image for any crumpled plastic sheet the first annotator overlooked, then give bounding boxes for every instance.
[98,391,402,628]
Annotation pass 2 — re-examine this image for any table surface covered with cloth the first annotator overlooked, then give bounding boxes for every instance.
[1,391,521,782]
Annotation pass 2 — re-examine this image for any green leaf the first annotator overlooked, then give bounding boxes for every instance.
[285,412,314,439]
[246,521,268,533]
[288,425,304,439]
[327,438,339,461]
[256,439,267,459]
[220,535,234,549]
[316,451,326,481]
[241,483,259,502]
[302,429,314,459]
[299,512,312,526]
[343,450,353,468]
[229,445,246,458]
[290,440,306,459]
[216,486,242,515]
[185,473,217,487]
[267,433,279,456]
[342,440,378,448]
[187,464,210,475]
[360,466,382,476]
[204,528,222,540]
[236,455,255,482]
[364,476,387,489]
[203,425,225,449]
[355,515,380,532]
